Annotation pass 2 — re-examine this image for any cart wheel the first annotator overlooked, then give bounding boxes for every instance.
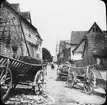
[67,73,75,88]
[84,81,93,94]
[0,67,12,101]
[84,69,94,94]
[33,70,44,95]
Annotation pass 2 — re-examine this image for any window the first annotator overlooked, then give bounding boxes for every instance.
[96,28,98,32]
[93,27,96,32]
[93,26,99,32]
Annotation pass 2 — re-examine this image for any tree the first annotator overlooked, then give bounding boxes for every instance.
[42,47,52,62]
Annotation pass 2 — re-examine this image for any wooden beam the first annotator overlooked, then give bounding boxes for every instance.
[0,12,9,37]
[72,36,86,54]
[18,16,30,57]
[11,18,20,40]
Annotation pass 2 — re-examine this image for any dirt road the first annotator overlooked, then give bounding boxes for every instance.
[3,64,106,105]
[44,65,106,105]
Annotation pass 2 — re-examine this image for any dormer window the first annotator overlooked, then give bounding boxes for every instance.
[92,24,101,33]
[96,28,98,32]
[93,27,99,32]
[93,27,96,32]
[92,25,97,32]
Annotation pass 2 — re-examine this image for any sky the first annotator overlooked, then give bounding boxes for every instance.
[8,0,106,56]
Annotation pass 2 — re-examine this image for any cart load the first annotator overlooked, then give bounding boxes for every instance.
[0,55,47,101]
[19,56,42,64]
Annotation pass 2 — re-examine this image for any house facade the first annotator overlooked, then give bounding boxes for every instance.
[72,22,107,69]
[57,40,65,64]
[70,31,87,60]
[0,1,42,60]
[57,40,71,64]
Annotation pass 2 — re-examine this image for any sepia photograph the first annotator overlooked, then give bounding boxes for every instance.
[0,0,106,105]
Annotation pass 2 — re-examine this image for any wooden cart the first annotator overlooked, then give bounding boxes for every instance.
[0,55,47,101]
[66,64,103,94]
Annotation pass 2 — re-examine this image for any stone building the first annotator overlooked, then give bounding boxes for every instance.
[0,0,42,60]
[72,22,107,69]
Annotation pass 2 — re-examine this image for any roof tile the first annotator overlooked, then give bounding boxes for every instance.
[70,31,87,44]
[10,3,20,12]
[20,12,31,20]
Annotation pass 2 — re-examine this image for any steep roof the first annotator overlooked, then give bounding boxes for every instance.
[72,22,107,56]
[59,40,66,50]
[58,40,71,54]
[10,3,20,12]
[3,0,42,41]
[73,40,85,53]
[87,22,103,34]
[64,40,70,43]
[70,23,107,45]
[20,12,32,23]
[64,40,71,49]
[70,31,87,45]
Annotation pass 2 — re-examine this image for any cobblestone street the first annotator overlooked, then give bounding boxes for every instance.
[2,65,106,105]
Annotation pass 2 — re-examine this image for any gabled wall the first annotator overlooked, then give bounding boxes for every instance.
[71,22,107,69]
[82,23,107,69]
[70,45,82,60]
[0,1,42,60]
[0,3,23,58]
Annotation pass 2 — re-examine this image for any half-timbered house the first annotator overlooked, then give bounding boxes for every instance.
[0,0,42,60]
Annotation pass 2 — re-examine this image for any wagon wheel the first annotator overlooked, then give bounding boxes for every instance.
[84,69,94,94]
[33,70,44,95]
[0,67,12,100]
[67,72,75,88]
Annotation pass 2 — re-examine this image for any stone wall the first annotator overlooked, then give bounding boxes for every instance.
[0,1,42,60]
[83,31,107,69]
[0,4,23,58]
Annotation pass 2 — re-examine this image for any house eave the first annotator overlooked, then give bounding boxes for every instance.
[2,0,42,41]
